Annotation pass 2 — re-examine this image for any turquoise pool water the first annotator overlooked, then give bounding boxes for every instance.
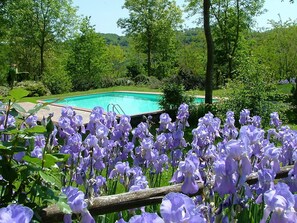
[46,92,206,116]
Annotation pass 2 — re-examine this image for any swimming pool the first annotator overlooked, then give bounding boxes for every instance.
[45,92,206,116]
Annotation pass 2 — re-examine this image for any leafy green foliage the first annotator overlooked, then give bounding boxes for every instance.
[118,0,183,77]
[0,89,69,218]
[0,86,9,97]
[252,20,297,81]
[165,68,205,90]
[217,57,288,126]
[16,81,50,97]
[159,83,194,114]
[42,71,72,95]
[6,0,78,79]
[67,17,112,91]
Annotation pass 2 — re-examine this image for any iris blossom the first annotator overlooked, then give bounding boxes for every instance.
[0,204,33,223]
[261,182,297,223]
[160,192,206,223]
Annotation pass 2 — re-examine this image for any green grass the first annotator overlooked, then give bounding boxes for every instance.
[22,85,228,104]
[20,86,162,103]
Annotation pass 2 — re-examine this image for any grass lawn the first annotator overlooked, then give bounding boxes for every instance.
[20,86,162,103]
[20,83,296,127]
[21,83,294,103]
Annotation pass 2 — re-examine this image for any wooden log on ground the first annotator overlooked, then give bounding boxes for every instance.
[41,165,293,222]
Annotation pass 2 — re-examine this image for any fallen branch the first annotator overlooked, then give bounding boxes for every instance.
[41,165,293,222]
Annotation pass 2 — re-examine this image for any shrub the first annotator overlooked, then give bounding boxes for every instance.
[42,71,72,95]
[159,83,194,115]
[16,81,50,97]
[0,86,9,97]
[163,68,205,91]
[126,63,144,79]
[114,77,134,86]
[147,76,162,89]
[216,57,288,127]
[133,74,150,85]
[98,76,116,88]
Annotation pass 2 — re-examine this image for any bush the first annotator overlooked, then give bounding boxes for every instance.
[133,74,150,85]
[163,68,205,91]
[216,57,288,127]
[159,83,194,115]
[114,77,134,86]
[42,71,72,95]
[16,81,50,97]
[0,86,9,97]
[147,76,162,89]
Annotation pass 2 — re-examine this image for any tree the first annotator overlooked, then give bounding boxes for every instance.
[185,0,214,103]
[211,0,264,83]
[118,0,183,77]
[67,17,111,91]
[203,0,214,104]
[6,0,78,80]
[186,0,264,86]
[105,44,127,78]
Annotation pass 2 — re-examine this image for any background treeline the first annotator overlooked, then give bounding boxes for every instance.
[0,0,296,97]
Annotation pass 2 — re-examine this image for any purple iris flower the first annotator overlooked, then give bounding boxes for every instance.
[239,125,264,157]
[0,204,33,223]
[71,114,85,133]
[81,211,95,223]
[58,116,75,136]
[62,186,95,223]
[261,182,297,223]
[153,154,168,174]
[171,153,202,194]
[129,175,149,192]
[254,168,276,194]
[61,106,75,118]
[96,124,109,139]
[132,122,153,143]
[128,212,164,223]
[176,103,190,129]
[270,112,282,128]
[31,134,46,159]
[160,192,206,223]
[67,133,83,154]
[222,111,238,140]
[154,133,167,152]
[89,175,106,196]
[87,107,106,134]
[239,109,251,125]
[62,186,87,213]
[252,115,261,128]
[213,158,237,196]
[25,115,38,127]
[0,113,16,129]
[159,113,173,132]
[192,112,220,154]
[109,161,130,184]
[259,143,281,174]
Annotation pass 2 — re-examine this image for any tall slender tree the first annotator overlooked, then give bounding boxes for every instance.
[6,0,78,80]
[118,0,182,77]
[203,0,214,104]
[67,17,111,91]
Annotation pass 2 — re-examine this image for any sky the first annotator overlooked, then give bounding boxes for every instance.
[72,0,297,35]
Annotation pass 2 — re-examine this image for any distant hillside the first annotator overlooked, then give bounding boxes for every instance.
[99,28,206,48]
[99,33,128,47]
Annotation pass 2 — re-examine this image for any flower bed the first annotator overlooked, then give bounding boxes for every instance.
[0,88,297,223]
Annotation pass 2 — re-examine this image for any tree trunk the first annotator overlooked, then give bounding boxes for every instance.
[147,27,152,76]
[204,0,214,104]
